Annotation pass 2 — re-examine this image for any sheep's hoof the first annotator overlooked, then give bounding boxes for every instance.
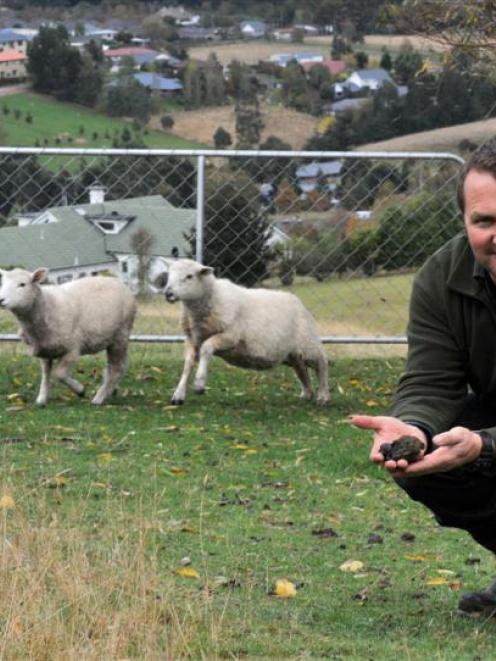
[171,397,184,406]
[35,400,47,407]
[194,387,205,395]
[316,396,330,406]
[77,388,85,398]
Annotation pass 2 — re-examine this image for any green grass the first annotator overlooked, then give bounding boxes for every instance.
[0,92,205,150]
[0,348,494,658]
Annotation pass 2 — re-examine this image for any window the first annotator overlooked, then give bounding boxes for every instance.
[121,261,128,273]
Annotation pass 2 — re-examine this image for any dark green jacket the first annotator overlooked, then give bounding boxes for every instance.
[392,232,496,435]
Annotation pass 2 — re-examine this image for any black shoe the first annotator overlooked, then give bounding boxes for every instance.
[458,579,496,618]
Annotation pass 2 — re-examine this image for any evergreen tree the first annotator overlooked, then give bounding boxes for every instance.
[235,96,264,148]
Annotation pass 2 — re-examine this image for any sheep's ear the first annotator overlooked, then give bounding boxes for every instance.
[153,271,168,289]
[31,268,49,284]
[198,266,214,277]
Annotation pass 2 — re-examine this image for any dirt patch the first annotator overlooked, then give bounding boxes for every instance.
[150,103,318,150]
[188,40,330,66]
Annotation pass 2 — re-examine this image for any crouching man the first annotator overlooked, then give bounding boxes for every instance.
[352,138,496,618]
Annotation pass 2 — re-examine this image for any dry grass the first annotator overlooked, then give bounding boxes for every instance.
[361,34,448,53]
[151,103,319,150]
[0,491,211,659]
[358,116,496,153]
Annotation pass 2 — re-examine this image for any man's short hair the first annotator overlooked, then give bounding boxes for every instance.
[457,138,496,214]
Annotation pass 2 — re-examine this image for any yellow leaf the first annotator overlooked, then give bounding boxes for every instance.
[366,399,379,407]
[405,554,431,562]
[340,560,364,573]
[437,569,456,576]
[170,467,187,476]
[233,443,249,450]
[273,578,297,598]
[175,567,199,578]
[0,494,15,509]
[426,577,449,586]
[97,452,113,463]
[244,448,257,455]
[150,366,163,373]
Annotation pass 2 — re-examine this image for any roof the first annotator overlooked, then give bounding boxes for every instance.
[302,59,345,75]
[0,28,29,43]
[296,160,343,179]
[0,195,196,271]
[134,72,183,91]
[104,47,158,58]
[0,50,27,62]
[353,67,393,83]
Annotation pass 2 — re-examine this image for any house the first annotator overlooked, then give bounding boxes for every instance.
[0,49,27,82]
[103,47,160,71]
[178,26,219,41]
[343,67,395,93]
[240,20,267,39]
[296,160,343,194]
[271,28,295,42]
[269,51,323,68]
[0,28,31,54]
[1,190,196,291]
[133,72,183,94]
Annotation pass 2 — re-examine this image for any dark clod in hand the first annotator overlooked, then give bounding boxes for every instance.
[379,435,425,463]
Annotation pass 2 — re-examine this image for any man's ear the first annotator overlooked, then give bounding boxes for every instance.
[32,268,49,284]
[153,271,169,289]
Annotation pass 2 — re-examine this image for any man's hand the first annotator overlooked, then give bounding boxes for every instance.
[350,414,428,472]
[398,426,482,476]
[351,415,483,477]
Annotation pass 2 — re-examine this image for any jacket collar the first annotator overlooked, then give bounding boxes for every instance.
[446,233,487,299]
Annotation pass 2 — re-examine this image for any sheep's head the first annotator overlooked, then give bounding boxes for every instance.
[0,267,48,313]
[154,259,214,304]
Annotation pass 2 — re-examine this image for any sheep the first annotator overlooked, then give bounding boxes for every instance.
[0,268,137,406]
[154,258,330,406]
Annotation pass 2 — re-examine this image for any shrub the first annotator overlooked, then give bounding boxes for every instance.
[160,114,175,130]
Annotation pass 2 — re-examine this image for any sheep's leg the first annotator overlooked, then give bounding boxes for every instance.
[36,358,53,406]
[54,351,85,398]
[291,356,313,400]
[171,341,197,405]
[314,352,330,406]
[92,344,128,405]
[194,334,235,394]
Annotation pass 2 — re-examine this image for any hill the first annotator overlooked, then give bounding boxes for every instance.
[358,117,496,154]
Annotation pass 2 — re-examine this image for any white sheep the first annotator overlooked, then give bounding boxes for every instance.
[0,268,137,406]
[155,258,330,405]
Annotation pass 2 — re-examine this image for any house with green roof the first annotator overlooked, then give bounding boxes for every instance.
[0,188,196,290]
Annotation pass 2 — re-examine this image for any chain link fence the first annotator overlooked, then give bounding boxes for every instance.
[0,147,464,358]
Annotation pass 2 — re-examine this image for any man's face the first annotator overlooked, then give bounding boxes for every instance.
[464,169,496,282]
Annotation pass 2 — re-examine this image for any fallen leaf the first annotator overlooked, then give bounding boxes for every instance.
[340,560,364,573]
[97,452,113,463]
[0,494,15,509]
[312,527,338,538]
[175,567,200,579]
[272,578,297,598]
[426,577,449,586]
[366,400,379,407]
[405,554,431,562]
[170,467,187,476]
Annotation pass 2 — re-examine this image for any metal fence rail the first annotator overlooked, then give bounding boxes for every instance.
[0,147,464,350]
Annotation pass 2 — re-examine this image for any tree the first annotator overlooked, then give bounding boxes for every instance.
[75,53,104,107]
[187,173,273,286]
[393,42,424,84]
[235,96,264,148]
[130,228,155,296]
[27,25,83,102]
[105,78,152,124]
[354,51,369,69]
[213,126,232,149]
[380,48,393,71]
[160,114,175,130]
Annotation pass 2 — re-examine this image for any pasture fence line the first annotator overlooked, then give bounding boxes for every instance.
[0,147,464,353]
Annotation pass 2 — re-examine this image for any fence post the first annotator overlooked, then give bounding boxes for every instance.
[195,154,205,263]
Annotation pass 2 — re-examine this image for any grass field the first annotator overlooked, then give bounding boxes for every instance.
[0,92,206,150]
[0,349,494,658]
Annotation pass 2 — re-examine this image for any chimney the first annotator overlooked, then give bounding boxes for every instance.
[88,184,106,205]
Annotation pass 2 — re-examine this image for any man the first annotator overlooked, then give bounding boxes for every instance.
[352,138,496,618]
